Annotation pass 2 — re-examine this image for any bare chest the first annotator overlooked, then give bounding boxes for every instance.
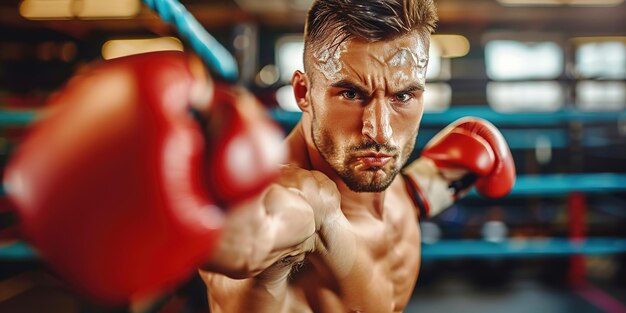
[290,198,422,312]
[205,189,423,313]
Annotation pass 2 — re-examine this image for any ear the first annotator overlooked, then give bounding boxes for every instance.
[291,70,310,113]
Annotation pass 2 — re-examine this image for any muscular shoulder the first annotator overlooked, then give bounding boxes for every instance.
[278,164,338,197]
[276,165,341,224]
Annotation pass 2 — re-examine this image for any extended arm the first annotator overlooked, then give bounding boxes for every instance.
[201,183,317,278]
[202,165,346,279]
[402,117,516,218]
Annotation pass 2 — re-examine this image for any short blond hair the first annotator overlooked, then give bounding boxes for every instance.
[303,0,438,72]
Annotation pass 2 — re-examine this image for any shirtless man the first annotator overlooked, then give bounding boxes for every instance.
[2,0,513,309]
[200,0,515,312]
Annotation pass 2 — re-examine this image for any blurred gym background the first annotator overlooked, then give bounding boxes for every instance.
[0,0,625,312]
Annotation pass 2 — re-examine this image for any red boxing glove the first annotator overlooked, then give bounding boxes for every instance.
[403,117,515,218]
[3,51,285,303]
[421,117,515,199]
[202,85,285,206]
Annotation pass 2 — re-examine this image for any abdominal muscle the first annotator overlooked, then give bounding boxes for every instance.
[202,255,395,313]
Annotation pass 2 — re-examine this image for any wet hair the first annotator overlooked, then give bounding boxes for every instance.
[303,0,438,71]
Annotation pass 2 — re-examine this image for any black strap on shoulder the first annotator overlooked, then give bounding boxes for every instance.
[401,173,429,219]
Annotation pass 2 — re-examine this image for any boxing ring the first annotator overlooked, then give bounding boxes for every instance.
[1,108,625,261]
[0,0,624,312]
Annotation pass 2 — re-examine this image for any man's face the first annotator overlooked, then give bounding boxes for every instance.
[306,32,429,192]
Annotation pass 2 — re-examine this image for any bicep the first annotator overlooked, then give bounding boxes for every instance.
[202,184,316,278]
[264,185,317,251]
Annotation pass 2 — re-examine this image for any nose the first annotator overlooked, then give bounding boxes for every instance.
[362,99,392,144]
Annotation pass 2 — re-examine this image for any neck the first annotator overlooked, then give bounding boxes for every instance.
[334,180,387,220]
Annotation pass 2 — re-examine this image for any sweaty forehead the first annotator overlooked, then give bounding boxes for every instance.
[344,34,428,65]
[309,32,430,85]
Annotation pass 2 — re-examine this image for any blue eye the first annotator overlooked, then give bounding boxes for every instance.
[395,93,412,102]
[342,90,359,100]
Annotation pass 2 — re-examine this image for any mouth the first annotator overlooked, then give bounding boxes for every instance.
[355,153,394,168]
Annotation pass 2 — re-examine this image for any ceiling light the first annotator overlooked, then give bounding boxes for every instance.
[432,34,470,58]
[20,0,73,20]
[77,0,140,18]
[19,0,140,20]
[102,37,183,60]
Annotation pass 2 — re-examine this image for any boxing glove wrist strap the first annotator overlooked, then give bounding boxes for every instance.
[401,174,431,219]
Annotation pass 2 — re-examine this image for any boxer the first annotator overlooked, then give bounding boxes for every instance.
[199,0,515,312]
[4,0,514,311]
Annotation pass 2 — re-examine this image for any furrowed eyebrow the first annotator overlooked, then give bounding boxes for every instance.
[330,80,370,96]
[330,80,425,96]
[396,84,425,94]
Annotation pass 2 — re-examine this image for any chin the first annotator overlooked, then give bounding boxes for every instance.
[346,180,391,193]
[341,168,397,193]
[350,184,389,193]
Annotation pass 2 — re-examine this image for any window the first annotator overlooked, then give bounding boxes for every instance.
[576,81,626,111]
[573,38,626,111]
[485,39,565,111]
[485,40,563,80]
[487,82,565,112]
[276,35,304,83]
[576,40,626,79]
[424,83,451,112]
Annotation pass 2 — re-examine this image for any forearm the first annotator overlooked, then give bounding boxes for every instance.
[404,117,515,219]
[202,185,316,278]
[402,157,459,218]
